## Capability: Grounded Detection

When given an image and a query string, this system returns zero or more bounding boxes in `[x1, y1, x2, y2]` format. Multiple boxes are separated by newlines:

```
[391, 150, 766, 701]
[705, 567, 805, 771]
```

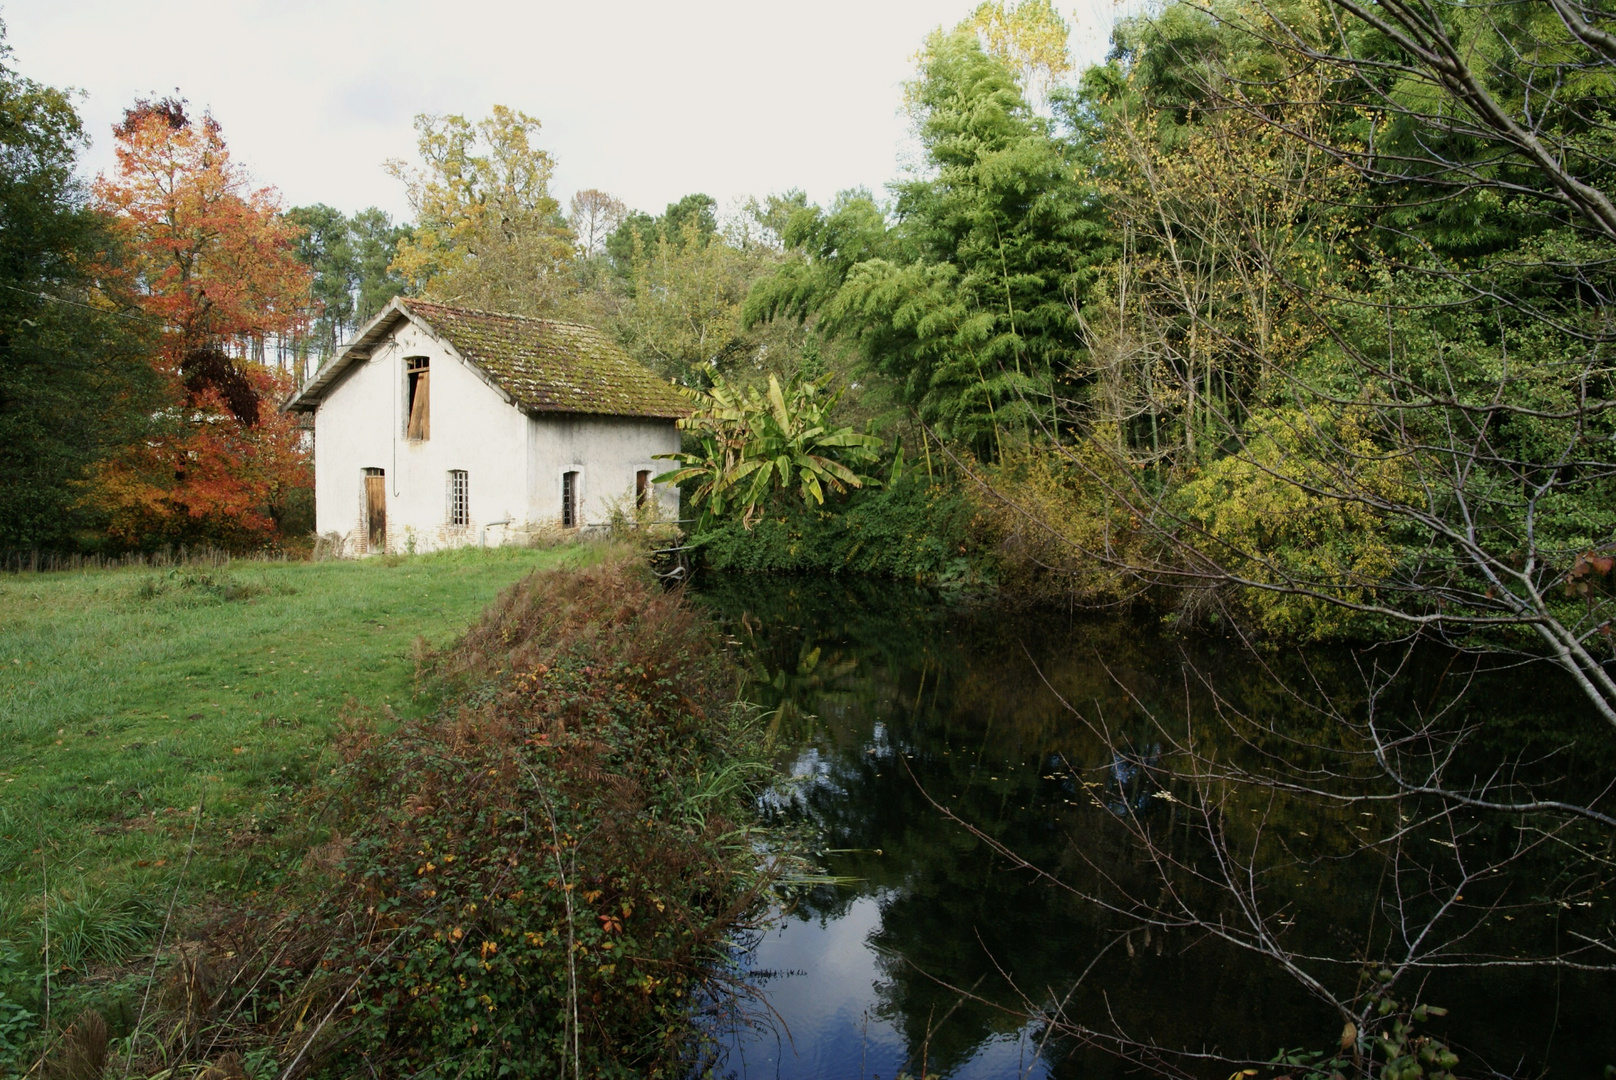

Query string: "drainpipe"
[391, 347, 400, 497]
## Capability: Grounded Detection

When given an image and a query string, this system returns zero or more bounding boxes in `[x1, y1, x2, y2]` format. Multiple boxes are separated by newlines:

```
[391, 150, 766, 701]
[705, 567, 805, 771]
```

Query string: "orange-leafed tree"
[89, 98, 313, 548]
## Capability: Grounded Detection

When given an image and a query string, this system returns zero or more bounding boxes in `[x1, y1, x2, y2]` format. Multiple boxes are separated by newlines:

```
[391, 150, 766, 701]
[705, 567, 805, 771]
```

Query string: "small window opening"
[363, 467, 386, 553]
[562, 470, 579, 528]
[405, 356, 430, 440]
[635, 470, 652, 510]
[448, 470, 469, 527]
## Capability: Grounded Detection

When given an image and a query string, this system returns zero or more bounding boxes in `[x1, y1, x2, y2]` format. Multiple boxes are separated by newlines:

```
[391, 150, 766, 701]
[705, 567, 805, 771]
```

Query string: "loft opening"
[405, 356, 430, 440]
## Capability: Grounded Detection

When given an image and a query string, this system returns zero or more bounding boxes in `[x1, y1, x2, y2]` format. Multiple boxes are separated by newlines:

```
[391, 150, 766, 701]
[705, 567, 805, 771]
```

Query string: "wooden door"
[365, 473, 387, 552]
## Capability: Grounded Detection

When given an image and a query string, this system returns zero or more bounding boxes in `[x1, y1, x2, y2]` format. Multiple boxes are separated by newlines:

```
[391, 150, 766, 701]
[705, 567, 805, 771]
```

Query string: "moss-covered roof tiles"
[404, 300, 690, 420]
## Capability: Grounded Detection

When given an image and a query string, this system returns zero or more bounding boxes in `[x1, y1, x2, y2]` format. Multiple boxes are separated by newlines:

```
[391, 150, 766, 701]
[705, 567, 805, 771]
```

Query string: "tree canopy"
[387, 107, 572, 317]
[86, 98, 312, 548]
[0, 22, 159, 549]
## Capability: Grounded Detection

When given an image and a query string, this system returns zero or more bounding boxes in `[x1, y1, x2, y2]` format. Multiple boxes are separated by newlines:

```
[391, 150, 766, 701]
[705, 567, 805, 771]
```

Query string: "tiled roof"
[405, 300, 690, 420]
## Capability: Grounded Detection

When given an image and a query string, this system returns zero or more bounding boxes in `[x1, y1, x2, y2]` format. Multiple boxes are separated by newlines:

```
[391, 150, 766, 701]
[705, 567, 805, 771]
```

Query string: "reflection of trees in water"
[696, 576, 1616, 1078]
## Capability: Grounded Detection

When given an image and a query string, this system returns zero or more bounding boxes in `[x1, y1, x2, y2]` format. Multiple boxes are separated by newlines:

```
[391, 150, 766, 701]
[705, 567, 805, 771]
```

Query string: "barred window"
[562, 470, 579, 528]
[448, 469, 469, 527]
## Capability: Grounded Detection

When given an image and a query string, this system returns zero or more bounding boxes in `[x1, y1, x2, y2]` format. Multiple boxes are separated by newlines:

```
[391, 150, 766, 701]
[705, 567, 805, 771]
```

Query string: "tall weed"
[130, 569, 282, 607]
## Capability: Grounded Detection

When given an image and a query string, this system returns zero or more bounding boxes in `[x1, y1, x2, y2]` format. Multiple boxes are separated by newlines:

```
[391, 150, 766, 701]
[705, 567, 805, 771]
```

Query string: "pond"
[691, 575, 1615, 1080]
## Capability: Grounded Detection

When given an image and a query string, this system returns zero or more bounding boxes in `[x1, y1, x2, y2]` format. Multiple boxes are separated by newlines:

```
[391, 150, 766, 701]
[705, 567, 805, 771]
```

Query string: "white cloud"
[2, 0, 1122, 220]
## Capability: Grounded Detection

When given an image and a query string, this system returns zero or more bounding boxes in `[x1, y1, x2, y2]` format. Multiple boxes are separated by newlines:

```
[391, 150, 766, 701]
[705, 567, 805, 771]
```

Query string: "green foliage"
[604, 192, 719, 270]
[0, 942, 36, 1069]
[2, 547, 746, 1077]
[1171, 405, 1409, 640]
[349, 208, 411, 322]
[39, 883, 164, 972]
[745, 29, 1109, 454]
[968, 433, 1148, 605]
[697, 475, 987, 584]
[284, 203, 409, 360]
[601, 212, 764, 386]
[1272, 982, 1459, 1080]
[741, 189, 892, 327]
[0, 21, 161, 550]
[130, 567, 285, 606]
[921, 0, 1616, 644]
[656, 372, 882, 525]
[386, 107, 573, 317]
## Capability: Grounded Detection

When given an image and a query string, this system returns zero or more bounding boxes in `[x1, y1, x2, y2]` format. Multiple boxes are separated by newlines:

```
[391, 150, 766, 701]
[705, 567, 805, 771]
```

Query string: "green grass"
[0, 544, 592, 948]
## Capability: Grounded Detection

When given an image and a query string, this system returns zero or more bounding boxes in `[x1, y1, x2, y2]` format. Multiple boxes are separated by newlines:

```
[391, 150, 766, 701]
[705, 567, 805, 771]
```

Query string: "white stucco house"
[285, 298, 689, 554]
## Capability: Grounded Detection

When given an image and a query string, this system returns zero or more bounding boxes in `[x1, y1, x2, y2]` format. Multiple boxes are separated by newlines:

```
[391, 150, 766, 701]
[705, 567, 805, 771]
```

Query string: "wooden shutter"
[406, 370, 430, 440]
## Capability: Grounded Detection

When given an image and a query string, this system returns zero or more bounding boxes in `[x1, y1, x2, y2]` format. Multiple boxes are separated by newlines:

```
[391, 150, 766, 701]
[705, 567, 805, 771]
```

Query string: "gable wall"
[312, 319, 531, 552]
[526, 414, 682, 528]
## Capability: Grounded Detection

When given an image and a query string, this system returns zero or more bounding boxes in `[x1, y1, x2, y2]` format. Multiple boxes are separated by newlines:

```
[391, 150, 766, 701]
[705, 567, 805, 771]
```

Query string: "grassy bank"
[0, 546, 592, 1054]
[2, 547, 768, 1078]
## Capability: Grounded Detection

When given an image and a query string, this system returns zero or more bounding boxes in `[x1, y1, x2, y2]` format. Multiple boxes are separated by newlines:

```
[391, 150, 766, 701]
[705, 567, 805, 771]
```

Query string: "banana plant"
[654, 372, 883, 527]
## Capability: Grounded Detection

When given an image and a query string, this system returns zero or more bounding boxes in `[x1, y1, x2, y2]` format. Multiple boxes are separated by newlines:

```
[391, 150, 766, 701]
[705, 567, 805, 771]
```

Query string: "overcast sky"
[3, 0, 1123, 223]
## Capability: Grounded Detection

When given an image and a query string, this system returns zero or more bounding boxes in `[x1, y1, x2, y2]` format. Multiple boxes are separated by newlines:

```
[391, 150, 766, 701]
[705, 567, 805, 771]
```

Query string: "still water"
[691, 576, 1614, 1080]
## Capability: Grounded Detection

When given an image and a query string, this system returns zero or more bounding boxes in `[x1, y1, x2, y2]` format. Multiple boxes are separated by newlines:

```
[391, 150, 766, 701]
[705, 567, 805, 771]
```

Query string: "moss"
[404, 300, 690, 419]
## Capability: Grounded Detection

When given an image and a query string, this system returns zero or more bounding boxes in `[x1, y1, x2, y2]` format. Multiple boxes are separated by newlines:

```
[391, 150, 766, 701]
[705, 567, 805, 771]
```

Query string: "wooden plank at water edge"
[366, 474, 387, 552]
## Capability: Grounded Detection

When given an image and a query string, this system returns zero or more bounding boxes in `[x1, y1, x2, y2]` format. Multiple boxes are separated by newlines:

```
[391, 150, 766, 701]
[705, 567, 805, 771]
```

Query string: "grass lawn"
[0, 544, 591, 953]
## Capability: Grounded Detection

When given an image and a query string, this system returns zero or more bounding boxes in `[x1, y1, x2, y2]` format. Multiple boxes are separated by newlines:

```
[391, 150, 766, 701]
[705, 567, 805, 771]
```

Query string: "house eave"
[282, 298, 413, 414]
[283, 297, 525, 414]
[281, 298, 690, 421]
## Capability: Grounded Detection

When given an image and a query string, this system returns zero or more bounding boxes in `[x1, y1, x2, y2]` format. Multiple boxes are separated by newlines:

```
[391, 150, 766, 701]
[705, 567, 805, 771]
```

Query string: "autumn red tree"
[88, 98, 313, 548]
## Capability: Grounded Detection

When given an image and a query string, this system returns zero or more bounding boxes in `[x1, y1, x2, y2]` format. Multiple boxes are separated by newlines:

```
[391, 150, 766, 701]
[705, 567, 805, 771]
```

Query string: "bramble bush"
[316, 556, 763, 1078]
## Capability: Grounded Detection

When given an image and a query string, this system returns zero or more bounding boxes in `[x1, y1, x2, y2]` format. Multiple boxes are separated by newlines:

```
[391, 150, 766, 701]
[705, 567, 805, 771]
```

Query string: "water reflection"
[693, 575, 1614, 1079]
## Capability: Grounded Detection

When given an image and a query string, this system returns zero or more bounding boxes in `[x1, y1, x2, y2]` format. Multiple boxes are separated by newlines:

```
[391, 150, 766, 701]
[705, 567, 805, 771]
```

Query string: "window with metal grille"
[562, 470, 579, 528]
[405, 357, 430, 440]
[447, 470, 469, 527]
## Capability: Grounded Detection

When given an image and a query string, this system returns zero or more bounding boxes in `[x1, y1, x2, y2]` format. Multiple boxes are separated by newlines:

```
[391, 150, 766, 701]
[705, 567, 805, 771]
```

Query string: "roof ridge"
[402, 298, 603, 334]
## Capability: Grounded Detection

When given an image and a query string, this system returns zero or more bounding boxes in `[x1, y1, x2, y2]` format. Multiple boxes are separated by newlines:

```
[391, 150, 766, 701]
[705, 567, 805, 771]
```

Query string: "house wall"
[313, 319, 530, 553]
[525, 413, 682, 528]
[312, 318, 682, 554]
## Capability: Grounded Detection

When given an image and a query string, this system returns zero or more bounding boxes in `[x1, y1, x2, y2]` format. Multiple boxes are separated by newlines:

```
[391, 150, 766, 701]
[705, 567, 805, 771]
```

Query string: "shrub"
[968, 434, 1147, 606]
[1170, 405, 1408, 640]
[696, 475, 988, 584]
[316, 559, 763, 1078]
